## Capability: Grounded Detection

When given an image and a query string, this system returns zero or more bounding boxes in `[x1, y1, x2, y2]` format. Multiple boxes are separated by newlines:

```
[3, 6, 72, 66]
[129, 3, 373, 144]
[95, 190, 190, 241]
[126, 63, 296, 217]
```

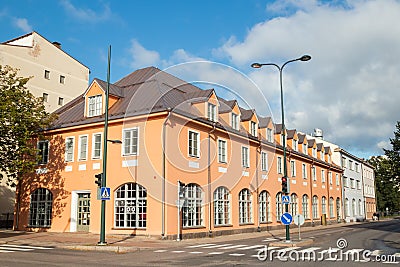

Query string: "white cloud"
[216, 0, 400, 156]
[128, 39, 161, 69]
[13, 18, 32, 32]
[59, 0, 112, 22]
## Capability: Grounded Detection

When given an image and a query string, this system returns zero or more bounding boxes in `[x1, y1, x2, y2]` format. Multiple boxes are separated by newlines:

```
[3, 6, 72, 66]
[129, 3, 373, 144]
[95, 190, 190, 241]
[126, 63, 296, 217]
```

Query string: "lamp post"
[98, 46, 112, 245]
[251, 55, 311, 241]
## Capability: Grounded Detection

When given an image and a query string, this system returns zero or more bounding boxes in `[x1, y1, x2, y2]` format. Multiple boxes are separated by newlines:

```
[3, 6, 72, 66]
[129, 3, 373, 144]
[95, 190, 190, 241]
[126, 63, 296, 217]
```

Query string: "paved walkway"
[0, 221, 375, 253]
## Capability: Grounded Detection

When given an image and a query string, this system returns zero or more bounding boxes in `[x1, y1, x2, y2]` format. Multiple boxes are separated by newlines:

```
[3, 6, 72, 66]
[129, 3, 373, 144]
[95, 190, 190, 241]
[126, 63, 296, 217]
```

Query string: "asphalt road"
[1, 220, 399, 266]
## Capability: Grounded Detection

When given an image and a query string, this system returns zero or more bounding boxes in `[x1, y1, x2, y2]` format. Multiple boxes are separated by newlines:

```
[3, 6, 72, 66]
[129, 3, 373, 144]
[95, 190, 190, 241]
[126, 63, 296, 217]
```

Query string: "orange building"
[14, 67, 343, 239]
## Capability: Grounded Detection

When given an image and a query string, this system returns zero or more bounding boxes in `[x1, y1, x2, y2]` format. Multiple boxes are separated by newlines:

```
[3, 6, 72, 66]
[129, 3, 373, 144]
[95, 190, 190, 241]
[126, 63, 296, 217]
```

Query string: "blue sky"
[1, 0, 400, 158]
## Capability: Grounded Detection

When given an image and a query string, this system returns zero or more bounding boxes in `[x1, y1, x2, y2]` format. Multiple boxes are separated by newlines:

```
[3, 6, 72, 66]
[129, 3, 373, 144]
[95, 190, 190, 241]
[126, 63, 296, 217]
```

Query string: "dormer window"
[88, 95, 102, 117]
[267, 128, 273, 142]
[312, 147, 317, 158]
[293, 139, 298, 151]
[231, 113, 239, 130]
[320, 151, 324, 160]
[303, 143, 307, 154]
[250, 121, 257, 137]
[207, 103, 217, 122]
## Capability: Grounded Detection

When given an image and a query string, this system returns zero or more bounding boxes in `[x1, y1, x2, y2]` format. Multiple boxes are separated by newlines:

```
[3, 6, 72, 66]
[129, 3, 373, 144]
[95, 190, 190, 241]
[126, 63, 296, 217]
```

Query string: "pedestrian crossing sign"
[100, 187, 111, 200]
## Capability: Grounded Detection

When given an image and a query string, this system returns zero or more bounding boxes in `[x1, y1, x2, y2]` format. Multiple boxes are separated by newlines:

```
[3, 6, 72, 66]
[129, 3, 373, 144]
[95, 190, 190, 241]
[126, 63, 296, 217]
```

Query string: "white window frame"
[293, 139, 298, 151]
[311, 166, 316, 181]
[261, 151, 267, 171]
[188, 130, 200, 158]
[207, 102, 217, 122]
[123, 128, 139, 156]
[329, 197, 334, 218]
[303, 143, 307, 154]
[259, 191, 271, 223]
[322, 196, 327, 215]
[290, 160, 296, 177]
[88, 95, 102, 117]
[239, 189, 252, 224]
[336, 174, 340, 186]
[92, 133, 102, 159]
[276, 192, 283, 221]
[231, 113, 239, 130]
[213, 186, 230, 226]
[78, 135, 88, 161]
[277, 156, 282, 174]
[312, 147, 317, 158]
[37, 140, 50, 165]
[312, 196, 319, 219]
[290, 193, 298, 216]
[329, 171, 333, 185]
[302, 163, 307, 179]
[65, 137, 75, 162]
[218, 139, 227, 163]
[182, 184, 204, 227]
[250, 121, 257, 137]
[302, 194, 309, 219]
[241, 146, 249, 168]
[267, 128, 273, 143]
[321, 169, 326, 183]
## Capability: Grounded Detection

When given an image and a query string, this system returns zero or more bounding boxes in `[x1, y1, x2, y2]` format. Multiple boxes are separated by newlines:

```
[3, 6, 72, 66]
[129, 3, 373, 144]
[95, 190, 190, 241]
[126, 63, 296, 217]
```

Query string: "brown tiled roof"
[308, 139, 316, 147]
[317, 143, 324, 151]
[324, 146, 331, 154]
[298, 133, 306, 144]
[218, 98, 237, 114]
[94, 78, 124, 97]
[274, 123, 282, 133]
[239, 107, 254, 121]
[258, 116, 272, 128]
[287, 129, 297, 139]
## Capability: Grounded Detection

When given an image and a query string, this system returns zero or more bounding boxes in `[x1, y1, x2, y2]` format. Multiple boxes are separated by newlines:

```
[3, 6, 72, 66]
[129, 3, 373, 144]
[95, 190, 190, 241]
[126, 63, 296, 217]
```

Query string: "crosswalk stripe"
[172, 251, 185, 253]
[237, 245, 264, 250]
[189, 251, 203, 254]
[201, 244, 232, 249]
[208, 252, 224, 255]
[297, 247, 321, 252]
[275, 247, 300, 253]
[154, 250, 167, 253]
[0, 247, 33, 251]
[0, 244, 53, 250]
[229, 253, 245, 256]
[187, 243, 215, 248]
[218, 244, 248, 250]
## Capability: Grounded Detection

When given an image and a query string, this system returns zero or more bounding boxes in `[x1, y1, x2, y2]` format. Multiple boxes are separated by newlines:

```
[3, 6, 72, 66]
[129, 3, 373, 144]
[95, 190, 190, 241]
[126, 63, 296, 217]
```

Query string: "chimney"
[314, 128, 323, 139]
[52, 41, 62, 49]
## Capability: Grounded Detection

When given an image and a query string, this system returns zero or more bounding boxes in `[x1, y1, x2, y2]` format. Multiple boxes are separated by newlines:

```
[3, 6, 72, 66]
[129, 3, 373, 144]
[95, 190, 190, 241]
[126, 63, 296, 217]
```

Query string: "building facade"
[362, 161, 376, 220]
[1, 31, 89, 227]
[15, 67, 343, 238]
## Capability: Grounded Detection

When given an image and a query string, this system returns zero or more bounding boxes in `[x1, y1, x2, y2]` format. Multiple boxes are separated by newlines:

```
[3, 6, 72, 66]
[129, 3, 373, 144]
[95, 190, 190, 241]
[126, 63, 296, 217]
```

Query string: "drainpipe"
[162, 108, 172, 238]
[256, 140, 261, 231]
[208, 122, 216, 236]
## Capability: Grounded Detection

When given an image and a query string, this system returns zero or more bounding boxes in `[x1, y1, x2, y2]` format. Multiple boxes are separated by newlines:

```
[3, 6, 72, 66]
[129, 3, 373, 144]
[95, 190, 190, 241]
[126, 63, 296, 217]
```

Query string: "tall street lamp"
[251, 55, 311, 241]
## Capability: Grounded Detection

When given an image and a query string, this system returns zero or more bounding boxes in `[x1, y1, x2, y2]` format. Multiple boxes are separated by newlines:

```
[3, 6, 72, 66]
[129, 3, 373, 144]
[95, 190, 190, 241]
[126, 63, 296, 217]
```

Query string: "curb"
[60, 245, 141, 253]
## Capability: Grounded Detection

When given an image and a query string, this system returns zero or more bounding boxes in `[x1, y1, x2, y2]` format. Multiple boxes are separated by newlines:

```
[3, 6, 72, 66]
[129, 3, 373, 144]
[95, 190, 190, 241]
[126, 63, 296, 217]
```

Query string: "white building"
[0, 31, 89, 112]
[362, 161, 376, 220]
[0, 32, 90, 227]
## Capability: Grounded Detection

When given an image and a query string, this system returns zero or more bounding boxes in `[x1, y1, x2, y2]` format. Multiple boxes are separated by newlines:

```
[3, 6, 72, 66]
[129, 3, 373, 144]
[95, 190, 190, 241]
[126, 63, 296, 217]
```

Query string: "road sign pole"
[298, 222, 301, 240]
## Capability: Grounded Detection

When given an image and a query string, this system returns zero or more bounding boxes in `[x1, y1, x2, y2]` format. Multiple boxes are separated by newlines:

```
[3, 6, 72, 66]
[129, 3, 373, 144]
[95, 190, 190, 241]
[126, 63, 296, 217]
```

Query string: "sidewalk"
[0, 220, 374, 253]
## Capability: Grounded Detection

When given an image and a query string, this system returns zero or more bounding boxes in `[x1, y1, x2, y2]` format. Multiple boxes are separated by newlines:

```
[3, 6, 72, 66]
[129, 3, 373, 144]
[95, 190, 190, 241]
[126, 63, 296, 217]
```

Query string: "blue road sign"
[281, 212, 293, 225]
[282, 195, 291, 204]
[100, 187, 111, 200]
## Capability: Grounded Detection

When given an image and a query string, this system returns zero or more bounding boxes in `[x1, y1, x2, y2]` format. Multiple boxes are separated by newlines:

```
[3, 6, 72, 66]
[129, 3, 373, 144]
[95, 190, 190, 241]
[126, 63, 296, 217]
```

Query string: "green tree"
[0, 65, 55, 187]
[384, 121, 400, 187]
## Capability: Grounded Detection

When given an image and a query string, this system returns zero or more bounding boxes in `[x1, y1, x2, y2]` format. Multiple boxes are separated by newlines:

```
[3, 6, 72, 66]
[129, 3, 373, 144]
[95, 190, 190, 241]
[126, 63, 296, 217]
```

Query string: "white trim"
[122, 127, 139, 156]
[188, 129, 200, 158]
[241, 145, 250, 168]
[217, 138, 227, 163]
[78, 134, 88, 161]
[91, 132, 103, 159]
[70, 190, 91, 232]
[65, 136, 75, 162]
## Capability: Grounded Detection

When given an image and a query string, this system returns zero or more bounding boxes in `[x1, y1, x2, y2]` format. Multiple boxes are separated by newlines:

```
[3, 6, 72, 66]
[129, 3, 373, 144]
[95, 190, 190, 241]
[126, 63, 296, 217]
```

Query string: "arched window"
[239, 189, 252, 224]
[29, 188, 53, 227]
[115, 183, 147, 228]
[213, 187, 230, 226]
[358, 199, 362, 216]
[302, 194, 309, 219]
[336, 198, 341, 220]
[345, 198, 349, 217]
[312, 195, 319, 219]
[290, 193, 298, 216]
[329, 197, 334, 218]
[259, 191, 271, 223]
[276, 192, 283, 221]
[182, 183, 203, 227]
[321, 196, 327, 215]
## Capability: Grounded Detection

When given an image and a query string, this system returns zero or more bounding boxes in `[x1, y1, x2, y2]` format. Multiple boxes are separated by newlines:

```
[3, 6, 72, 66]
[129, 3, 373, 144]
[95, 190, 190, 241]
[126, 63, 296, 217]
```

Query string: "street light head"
[251, 63, 262, 68]
[299, 55, 311, 62]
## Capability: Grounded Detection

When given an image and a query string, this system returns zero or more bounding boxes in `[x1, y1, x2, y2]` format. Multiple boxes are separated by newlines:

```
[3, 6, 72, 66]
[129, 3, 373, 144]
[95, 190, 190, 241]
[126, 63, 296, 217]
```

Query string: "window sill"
[182, 226, 206, 230]
[111, 227, 146, 230]
[239, 223, 254, 226]
[214, 224, 232, 228]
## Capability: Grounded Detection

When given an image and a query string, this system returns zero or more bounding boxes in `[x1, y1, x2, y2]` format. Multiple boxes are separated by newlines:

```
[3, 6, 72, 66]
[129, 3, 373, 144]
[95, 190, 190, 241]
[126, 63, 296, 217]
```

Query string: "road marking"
[201, 244, 232, 249]
[0, 246, 33, 251]
[187, 243, 215, 248]
[262, 238, 278, 242]
[394, 253, 400, 257]
[208, 252, 224, 255]
[237, 245, 264, 250]
[297, 247, 321, 252]
[229, 253, 245, 256]
[172, 251, 185, 253]
[0, 249, 14, 253]
[0, 244, 53, 250]
[189, 251, 203, 254]
[218, 244, 248, 250]
[154, 250, 167, 253]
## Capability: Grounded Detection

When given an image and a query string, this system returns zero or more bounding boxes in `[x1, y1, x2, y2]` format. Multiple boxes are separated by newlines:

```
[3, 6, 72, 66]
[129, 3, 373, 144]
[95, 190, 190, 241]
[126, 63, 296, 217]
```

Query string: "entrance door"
[77, 193, 90, 232]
